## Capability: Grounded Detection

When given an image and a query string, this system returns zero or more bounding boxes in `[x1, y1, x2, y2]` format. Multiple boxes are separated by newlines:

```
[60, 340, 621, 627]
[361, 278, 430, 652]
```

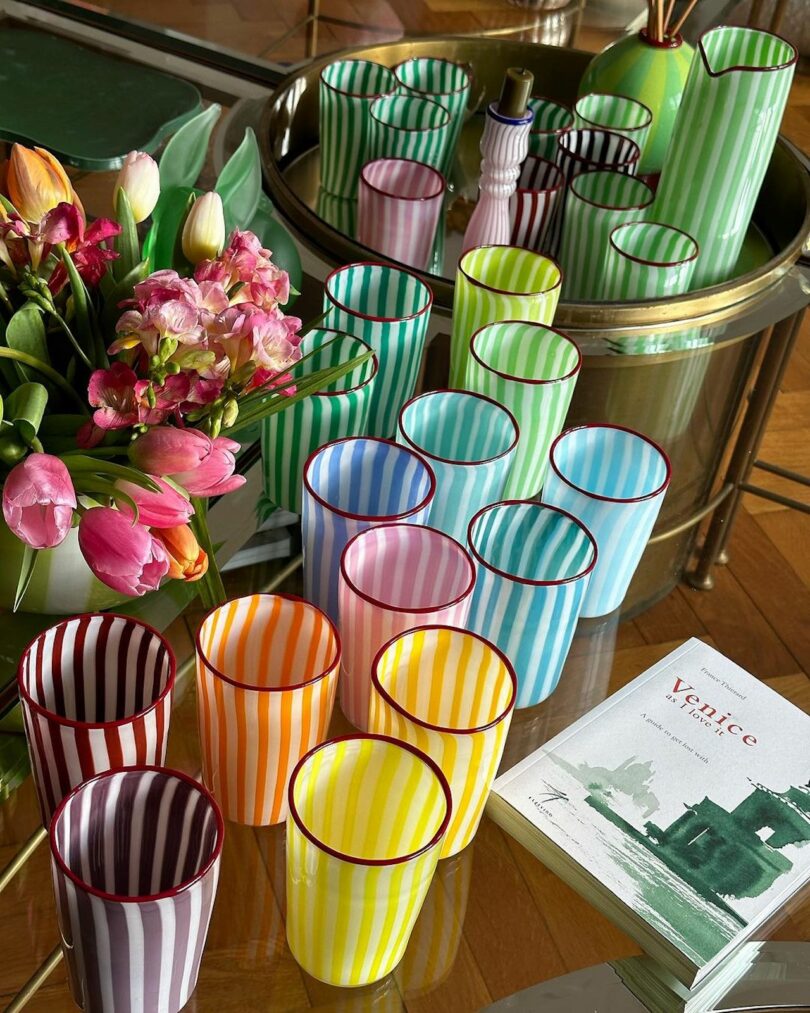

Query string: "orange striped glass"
[369, 625, 516, 857]
[195, 594, 340, 825]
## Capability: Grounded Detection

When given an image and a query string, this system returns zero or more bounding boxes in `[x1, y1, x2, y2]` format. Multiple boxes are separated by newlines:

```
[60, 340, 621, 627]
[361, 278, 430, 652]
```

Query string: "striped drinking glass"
[369, 94, 452, 171]
[195, 593, 340, 825]
[394, 57, 472, 176]
[449, 245, 561, 388]
[605, 221, 699, 300]
[544, 424, 671, 617]
[286, 734, 451, 987]
[261, 328, 377, 514]
[397, 389, 519, 544]
[511, 157, 565, 253]
[50, 767, 223, 1013]
[466, 321, 581, 498]
[320, 59, 398, 198]
[574, 92, 653, 166]
[369, 625, 516, 856]
[527, 96, 574, 160]
[466, 501, 597, 708]
[322, 262, 433, 438]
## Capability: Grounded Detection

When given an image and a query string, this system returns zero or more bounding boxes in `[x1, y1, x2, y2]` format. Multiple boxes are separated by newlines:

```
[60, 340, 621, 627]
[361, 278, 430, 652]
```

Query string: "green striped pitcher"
[604, 221, 698, 300]
[394, 57, 472, 177]
[450, 246, 562, 388]
[320, 59, 398, 198]
[261, 330, 377, 514]
[369, 94, 452, 172]
[465, 321, 581, 497]
[654, 27, 797, 289]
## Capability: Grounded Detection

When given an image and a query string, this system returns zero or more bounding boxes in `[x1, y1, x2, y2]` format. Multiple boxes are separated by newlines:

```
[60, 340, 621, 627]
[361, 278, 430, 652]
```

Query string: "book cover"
[489, 639, 810, 986]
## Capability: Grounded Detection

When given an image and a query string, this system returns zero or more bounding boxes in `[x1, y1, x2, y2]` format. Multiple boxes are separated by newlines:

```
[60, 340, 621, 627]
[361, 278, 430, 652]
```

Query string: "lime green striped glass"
[449, 246, 562, 388]
[527, 97, 574, 160]
[394, 57, 472, 176]
[322, 262, 433, 438]
[654, 27, 797, 288]
[559, 170, 653, 301]
[320, 59, 398, 198]
[574, 93, 652, 166]
[465, 322, 581, 497]
[605, 221, 698, 301]
[369, 95, 452, 171]
[261, 329, 377, 513]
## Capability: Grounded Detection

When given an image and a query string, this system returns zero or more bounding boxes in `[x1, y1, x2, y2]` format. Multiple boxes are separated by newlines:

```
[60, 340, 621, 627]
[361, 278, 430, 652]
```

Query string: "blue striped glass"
[396, 390, 519, 545]
[543, 425, 670, 618]
[466, 502, 597, 708]
[302, 437, 435, 623]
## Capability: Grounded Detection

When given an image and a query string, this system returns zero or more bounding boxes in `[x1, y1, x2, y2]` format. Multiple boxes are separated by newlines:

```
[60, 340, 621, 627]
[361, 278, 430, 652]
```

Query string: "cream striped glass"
[195, 593, 340, 825]
[449, 246, 562, 388]
[286, 734, 451, 987]
[369, 626, 516, 857]
[604, 221, 699, 300]
[466, 321, 581, 497]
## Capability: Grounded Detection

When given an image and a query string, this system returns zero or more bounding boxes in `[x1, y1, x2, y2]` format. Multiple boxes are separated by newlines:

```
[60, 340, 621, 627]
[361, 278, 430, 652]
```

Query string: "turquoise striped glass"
[466, 502, 597, 708]
[396, 390, 519, 544]
[322, 263, 433, 438]
[544, 425, 671, 617]
[465, 322, 581, 498]
[261, 329, 377, 514]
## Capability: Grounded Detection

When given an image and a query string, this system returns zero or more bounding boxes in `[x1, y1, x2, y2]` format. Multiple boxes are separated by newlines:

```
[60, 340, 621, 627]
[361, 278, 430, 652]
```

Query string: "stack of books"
[487, 639, 810, 1009]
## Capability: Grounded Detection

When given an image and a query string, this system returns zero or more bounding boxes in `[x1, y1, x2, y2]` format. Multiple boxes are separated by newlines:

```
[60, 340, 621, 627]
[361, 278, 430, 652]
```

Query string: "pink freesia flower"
[129, 428, 245, 497]
[194, 229, 291, 311]
[116, 476, 194, 528]
[206, 305, 301, 379]
[2, 453, 77, 549]
[43, 204, 121, 293]
[78, 507, 169, 596]
[88, 364, 191, 430]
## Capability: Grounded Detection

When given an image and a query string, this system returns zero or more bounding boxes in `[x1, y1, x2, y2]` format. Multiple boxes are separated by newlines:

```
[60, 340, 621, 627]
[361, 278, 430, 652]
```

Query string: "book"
[487, 639, 810, 990]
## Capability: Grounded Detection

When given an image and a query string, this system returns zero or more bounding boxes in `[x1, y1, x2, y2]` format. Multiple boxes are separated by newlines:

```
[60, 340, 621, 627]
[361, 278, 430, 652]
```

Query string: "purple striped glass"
[49, 767, 224, 1013]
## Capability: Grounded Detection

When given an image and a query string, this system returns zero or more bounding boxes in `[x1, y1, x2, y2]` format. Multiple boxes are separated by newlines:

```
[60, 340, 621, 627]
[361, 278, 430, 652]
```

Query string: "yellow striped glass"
[368, 626, 516, 857]
[286, 734, 451, 987]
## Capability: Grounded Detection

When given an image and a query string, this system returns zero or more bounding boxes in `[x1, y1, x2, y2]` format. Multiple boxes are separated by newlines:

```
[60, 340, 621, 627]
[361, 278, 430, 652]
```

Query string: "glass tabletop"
[1, 554, 808, 1011]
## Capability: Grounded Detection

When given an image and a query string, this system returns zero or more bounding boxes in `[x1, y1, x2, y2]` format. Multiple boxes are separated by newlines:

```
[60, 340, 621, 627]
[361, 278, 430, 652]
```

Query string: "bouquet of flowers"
[0, 114, 366, 612]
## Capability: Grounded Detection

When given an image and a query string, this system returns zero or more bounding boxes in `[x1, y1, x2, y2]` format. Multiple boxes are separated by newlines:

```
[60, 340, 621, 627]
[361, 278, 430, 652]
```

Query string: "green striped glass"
[559, 171, 653, 301]
[527, 97, 574, 160]
[654, 27, 797, 288]
[320, 59, 398, 198]
[322, 262, 433, 438]
[465, 321, 581, 497]
[261, 329, 377, 513]
[604, 221, 698, 301]
[574, 93, 653, 166]
[369, 95, 452, 171]
[449, 246, 562, 388]
[394, 57, 472, 176]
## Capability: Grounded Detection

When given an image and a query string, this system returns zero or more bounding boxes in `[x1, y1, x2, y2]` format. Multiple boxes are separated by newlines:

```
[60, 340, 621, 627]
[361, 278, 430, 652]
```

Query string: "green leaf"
[142, 186, 197, 272]
[62, 456, 162, 492]
[5, 382, 48, 444]
[58, 250, 95, 369]
[102, 259, 149, 334]
[189, 498, 227, 608]
[159, 104, 222, 191]
[0, 348, 88, 412]
[13, 546, 37, 613]
[5, 305, 49, 383]
[114, 188, 140, 281]
[249, 194, 302, 303]
[216, 128, 261, 234]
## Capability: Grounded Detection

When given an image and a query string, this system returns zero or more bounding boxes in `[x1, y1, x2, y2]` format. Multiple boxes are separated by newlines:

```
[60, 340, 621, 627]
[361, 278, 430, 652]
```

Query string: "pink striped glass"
[337, 523, 475, 730]
[511, 157, 565, 252]
[18, 613, 175, 826]
[50, 766, 223, 1013]
[358, 158, 446, 271]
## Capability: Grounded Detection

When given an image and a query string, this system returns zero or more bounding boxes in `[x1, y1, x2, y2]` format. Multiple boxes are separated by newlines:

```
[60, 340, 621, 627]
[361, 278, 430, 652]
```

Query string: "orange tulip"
[152, 524, 209, 582]
[6, 144, 80, 224]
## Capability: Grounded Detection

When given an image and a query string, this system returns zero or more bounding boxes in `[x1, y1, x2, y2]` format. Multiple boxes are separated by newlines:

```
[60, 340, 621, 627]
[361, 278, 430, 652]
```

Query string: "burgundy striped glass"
[511, 156, 565, 252]
[50, 766, 223, 1013]
[18, 613, 175, 825]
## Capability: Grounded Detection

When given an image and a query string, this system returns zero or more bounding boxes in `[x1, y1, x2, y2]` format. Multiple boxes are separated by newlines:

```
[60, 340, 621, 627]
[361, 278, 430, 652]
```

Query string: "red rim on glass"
[370, 94, 452, 133]
[323, 261, 434, 323]
[609, 221, 700, 267]
[371, 624, 517, 736]
[697, 25, 797, 78]
[360, 158, 446, 202]
[467, 500, 598, 587]
[469, 320, 582, 386]
[558, 128, 641, 170]
[49, 765, 225, 903]
[575, 92, 653, 134]
[287, 733, 453, 866]
[548, 423, 672, 503]
[569, 169, 654, 211]
[392, 57, 472, 97]
[319, 59, 398, 99]
[458, 245, 563, 298]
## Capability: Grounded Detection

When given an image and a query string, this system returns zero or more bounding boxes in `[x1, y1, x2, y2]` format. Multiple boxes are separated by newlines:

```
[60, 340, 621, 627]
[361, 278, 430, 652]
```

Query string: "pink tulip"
[129, 428, 246, 498]
[116, 476, 194, 528]
[78, 507, 169, 596]
[2, 453, 77, 549]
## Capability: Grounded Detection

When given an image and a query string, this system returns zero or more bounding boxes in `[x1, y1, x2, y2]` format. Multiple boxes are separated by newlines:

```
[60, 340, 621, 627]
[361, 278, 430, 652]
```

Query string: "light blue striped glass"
[466, 502, 597, 708]
[396, 390, 519, 545]
[302, 437, 435, 623]
[543, 425, 670, 618]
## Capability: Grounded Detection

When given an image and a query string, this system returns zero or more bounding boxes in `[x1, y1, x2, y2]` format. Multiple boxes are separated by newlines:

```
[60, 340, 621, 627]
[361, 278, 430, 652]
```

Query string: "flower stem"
[190, 497, 228, 608]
